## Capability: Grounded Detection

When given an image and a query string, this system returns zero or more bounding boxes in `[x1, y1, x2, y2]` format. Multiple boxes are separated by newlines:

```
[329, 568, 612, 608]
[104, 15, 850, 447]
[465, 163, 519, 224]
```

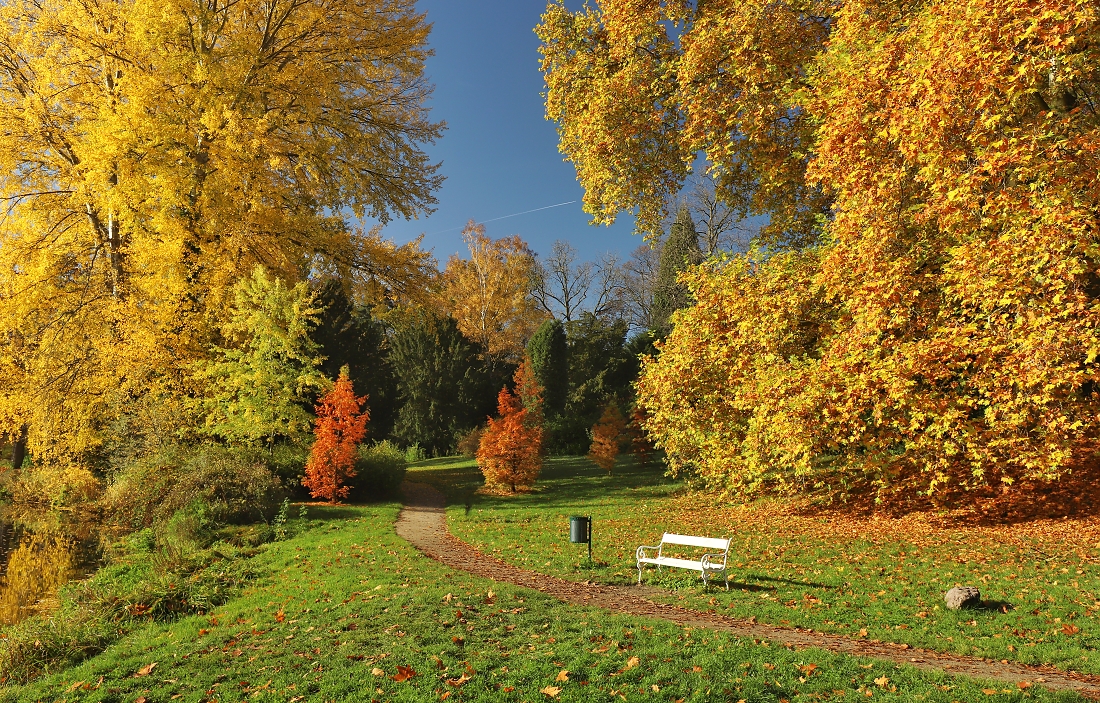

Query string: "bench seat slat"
[638, 556, 719, 571]
[661, 533, 730, 550]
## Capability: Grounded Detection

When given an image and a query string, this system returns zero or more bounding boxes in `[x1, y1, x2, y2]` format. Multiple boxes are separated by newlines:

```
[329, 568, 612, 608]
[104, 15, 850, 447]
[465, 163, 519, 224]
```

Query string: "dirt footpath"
[395, 481, 1100, 699]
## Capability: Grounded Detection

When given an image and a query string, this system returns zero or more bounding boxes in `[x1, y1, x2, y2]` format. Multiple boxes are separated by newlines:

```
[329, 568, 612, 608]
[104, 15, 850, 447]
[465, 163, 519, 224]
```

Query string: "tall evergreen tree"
[388, 313, 489, 455]
[311, 280, 397, 440]
[650, 205, 704, 334]
[526, 319, 569, 417]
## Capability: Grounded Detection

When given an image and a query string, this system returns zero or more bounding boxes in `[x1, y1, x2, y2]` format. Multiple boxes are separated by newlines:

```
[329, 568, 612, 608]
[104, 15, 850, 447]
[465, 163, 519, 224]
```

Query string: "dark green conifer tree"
[526, 319, 568, 417]
[388, 313, 490, 456]
[650, 204, 704, 334]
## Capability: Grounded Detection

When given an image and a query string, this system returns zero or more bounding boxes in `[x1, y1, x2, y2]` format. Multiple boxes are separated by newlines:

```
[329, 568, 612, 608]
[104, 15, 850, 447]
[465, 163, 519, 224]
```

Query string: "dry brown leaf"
[275, 610, 286, 623]
[625, 656, 640, 670]
[1063, 623, 1080, 635]
[392, 665, 417, 683]
[133, 663, 157, 678]
[371, 668, 385, 677]
[874, 676, 890, 688]
[556, 669, 570, 682]
[982, 689, 998, 695]
[540, 685, 562, 698]
[1018, 681, 1033, 690]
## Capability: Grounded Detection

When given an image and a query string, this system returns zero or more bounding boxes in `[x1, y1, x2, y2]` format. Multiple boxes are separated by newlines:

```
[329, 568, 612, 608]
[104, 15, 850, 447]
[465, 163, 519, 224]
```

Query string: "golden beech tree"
[536, 0, 832, 244]
[303, 368, 369, 504]
[0, 0, 442, 469]
[553, 1, 1100, 503]
[477, 359, 545, 493]
[440, 222, 545, 361]
[588, 402, 626, 475]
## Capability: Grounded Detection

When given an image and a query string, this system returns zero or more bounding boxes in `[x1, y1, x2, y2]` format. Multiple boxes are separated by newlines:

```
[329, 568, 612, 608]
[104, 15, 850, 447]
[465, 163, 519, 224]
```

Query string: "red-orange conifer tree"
[303, 367, 369, 503]
[589, 402, 626, 474]
[477, 359, 544, 492]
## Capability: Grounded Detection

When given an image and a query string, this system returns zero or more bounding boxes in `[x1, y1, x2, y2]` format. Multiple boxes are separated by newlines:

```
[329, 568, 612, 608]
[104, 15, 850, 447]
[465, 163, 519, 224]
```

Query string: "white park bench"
[636, 533, 731, 590]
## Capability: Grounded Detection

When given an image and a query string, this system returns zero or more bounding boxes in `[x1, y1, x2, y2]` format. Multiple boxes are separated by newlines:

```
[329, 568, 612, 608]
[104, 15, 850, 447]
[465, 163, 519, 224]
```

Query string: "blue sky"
[368, 1, 643, 265]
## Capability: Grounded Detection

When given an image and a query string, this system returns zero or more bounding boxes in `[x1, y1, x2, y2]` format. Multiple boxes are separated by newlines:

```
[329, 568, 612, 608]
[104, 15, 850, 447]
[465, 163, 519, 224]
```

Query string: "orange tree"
[588, 402, 626, 474]
[303, 368, 369, 503]
[542, 0, 1100, 503]
[477, 360, 545, 492]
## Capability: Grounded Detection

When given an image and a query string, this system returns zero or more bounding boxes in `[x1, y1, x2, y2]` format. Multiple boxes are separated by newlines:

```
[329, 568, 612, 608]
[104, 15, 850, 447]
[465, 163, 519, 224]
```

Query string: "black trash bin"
[569, 515, 592, 562]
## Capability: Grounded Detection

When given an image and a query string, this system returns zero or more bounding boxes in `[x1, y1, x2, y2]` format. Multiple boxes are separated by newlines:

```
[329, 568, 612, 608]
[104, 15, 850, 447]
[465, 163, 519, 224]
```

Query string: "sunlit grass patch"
[4, 501, 1086, 701]
[418, 456, 1100, 676]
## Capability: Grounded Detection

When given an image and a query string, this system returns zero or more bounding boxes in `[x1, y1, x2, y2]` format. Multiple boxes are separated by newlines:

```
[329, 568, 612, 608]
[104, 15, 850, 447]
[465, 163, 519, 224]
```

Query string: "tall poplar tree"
[650, 205, 703, 334]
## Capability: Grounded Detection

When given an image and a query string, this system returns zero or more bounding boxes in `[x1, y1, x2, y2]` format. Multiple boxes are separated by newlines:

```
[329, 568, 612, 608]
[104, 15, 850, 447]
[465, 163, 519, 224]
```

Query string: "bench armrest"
[636, 545, 661, 560]
[700, 552, 728, 570]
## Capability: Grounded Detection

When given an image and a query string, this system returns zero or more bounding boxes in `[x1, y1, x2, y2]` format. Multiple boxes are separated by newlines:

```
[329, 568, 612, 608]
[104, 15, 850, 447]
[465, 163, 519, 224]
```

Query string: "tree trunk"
[11, 425, 27, 470]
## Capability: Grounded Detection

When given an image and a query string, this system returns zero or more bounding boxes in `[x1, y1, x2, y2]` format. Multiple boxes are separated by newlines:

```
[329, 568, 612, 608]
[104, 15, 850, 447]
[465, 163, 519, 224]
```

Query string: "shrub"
[404, 443, 427, 463]
[103, 444, 286, 528]
[346, 441, 407, 502]
[455, 426, 484, 458]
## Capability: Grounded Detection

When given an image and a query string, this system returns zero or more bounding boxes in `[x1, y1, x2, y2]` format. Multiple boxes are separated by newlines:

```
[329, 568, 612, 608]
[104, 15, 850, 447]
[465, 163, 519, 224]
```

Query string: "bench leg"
[637, 563, 642, 586]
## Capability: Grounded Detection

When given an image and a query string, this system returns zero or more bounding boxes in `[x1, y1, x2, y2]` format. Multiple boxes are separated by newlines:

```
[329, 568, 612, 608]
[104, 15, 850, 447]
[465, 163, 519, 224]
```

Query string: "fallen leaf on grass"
[798, 663, 818, 676]
[982, 689, 998, 695]
[441, 693, 451, 701]
[452, 636, 465, 647]
[65, 681, 85, 693]
[446, 673, 470, 687]
[858, 628, 868, 638]
[392, 665, 417, 683]
[1018, 681, 1033, 690]
[275, 610, 285, 623]
[555, 670, 570, 682]
[371, 668, 385, 676]
[135, 698, 147, 703]
[874, 676, 890, 688]
[1063, 624, 1080, 636]
[540, 685, 561, 698]
[625, 656, 640, 670]
[133, 663, 157, 678]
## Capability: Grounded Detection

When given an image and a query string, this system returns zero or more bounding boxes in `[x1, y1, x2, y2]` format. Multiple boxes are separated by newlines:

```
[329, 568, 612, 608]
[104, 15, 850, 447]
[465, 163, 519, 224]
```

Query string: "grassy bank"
[3, 501, 1085, 701]
[418, 456, 1100, 676]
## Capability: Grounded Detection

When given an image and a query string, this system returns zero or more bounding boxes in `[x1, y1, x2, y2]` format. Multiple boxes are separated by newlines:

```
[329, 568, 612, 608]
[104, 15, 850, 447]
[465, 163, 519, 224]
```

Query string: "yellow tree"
[439, 222, 544, 361]
[0, 0, 443, 472]
[536, 0, 832, 244]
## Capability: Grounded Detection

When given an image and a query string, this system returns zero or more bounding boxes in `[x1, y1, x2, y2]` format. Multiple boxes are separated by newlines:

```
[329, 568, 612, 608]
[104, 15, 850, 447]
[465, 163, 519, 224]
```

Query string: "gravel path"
[395, 481, 1100, 699]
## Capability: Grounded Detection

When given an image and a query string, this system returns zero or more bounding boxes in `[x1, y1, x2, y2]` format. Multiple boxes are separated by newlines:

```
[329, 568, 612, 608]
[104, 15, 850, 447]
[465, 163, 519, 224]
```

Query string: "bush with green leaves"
[103, 444, 286, 528]
[346, 441, 407, 502]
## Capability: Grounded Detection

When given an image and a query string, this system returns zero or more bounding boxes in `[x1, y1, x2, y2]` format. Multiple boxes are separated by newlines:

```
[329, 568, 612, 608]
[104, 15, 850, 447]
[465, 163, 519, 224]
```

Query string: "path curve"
[395, 481, 1100, 699]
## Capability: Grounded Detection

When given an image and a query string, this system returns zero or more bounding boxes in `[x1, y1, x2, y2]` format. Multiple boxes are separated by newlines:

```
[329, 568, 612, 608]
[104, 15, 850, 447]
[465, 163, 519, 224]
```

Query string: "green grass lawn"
[3, 501, 1087, 702]
[414, 455, 1100, 677]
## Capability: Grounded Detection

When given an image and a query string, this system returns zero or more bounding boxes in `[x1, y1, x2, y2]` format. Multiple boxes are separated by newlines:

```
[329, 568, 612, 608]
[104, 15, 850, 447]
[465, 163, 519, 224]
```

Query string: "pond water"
[0, 516, 102, 626]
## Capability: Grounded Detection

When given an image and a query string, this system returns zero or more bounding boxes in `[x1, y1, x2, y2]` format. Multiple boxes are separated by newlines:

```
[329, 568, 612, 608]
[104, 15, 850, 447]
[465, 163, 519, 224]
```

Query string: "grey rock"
[945, 586, 981, 610]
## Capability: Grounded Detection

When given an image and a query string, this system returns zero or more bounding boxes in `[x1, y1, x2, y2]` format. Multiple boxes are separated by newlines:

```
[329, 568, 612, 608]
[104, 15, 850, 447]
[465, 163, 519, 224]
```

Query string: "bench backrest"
[661, 533, 729, 551]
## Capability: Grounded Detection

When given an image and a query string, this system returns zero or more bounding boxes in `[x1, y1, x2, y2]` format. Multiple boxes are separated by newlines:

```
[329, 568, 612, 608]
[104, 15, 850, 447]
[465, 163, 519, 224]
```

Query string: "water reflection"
[0, 516, 100, 626]
[0, 530, 73, 625]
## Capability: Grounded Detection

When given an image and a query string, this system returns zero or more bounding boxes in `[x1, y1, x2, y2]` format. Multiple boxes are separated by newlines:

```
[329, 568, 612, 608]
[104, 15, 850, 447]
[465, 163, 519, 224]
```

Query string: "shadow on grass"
[300, 504, 372, 521]
[410, 455, 679, 508]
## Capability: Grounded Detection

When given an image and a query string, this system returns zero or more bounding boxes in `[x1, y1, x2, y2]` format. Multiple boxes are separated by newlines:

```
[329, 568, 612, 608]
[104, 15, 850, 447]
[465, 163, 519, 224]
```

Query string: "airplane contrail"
[426, 200, 577, 236]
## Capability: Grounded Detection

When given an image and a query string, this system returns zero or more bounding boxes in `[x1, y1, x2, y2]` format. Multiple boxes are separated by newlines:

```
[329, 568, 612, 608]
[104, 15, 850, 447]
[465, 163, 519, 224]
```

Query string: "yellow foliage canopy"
[439, 222, 545, 361]
[557, 0, 1100, 500]
[0, 0, 442, 464]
